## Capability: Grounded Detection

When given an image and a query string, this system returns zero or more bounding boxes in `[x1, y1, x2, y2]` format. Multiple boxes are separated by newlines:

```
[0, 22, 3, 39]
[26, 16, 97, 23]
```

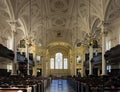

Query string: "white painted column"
[81, 55, 85, 77]
[25, 40, 30, 75]
[10, 21, 18, 75]
[89, 45, 93, 75]
[42, 55, 45, 76]
[101, 25, 106, 75]
[32, 52, 37, 76]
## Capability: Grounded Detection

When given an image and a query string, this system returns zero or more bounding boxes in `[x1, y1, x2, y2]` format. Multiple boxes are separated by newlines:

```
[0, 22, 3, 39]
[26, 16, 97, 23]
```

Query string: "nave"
[45, 79, 76, 92]
[1, 0, 120, 92]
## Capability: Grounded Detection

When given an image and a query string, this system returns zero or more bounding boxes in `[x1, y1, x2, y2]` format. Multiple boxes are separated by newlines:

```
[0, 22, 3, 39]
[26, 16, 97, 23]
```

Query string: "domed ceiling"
[0, 0, 120, 49]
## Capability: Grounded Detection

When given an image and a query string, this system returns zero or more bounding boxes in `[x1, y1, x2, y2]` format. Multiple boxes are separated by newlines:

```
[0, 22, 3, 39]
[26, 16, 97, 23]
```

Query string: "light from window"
[64, 58, 68, 69]
[55, 53, 62, 69]
[50, 53, 68, 69]
[50, 58, 54, 69]
[37, 56, 41, 64]
[107, 65, 111, 73]
[106, 37, 111, 51]
[7, 64, 12, 72]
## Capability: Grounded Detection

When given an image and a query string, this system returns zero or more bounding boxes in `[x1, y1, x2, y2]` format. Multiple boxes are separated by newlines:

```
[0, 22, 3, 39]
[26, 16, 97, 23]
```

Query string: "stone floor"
[45, 79, 76, 92]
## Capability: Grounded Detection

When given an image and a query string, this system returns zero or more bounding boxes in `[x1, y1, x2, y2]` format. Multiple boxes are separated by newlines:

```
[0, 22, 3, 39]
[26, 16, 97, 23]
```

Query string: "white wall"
[107, 20, 120, 48]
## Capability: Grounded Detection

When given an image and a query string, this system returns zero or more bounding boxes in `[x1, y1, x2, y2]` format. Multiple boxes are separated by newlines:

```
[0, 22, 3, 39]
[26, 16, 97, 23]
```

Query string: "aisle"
[45, 79, 76, 92]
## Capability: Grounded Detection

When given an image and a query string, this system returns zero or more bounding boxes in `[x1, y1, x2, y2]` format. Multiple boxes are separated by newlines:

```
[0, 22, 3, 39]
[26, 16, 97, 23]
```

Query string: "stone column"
[89, 45, 93, 75]
[10, 21, 18, 75]
[101, 24, 106, 75]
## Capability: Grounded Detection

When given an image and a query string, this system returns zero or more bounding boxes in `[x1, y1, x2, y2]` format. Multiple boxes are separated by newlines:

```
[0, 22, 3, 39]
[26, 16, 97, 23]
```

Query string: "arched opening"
[50, 52, 68, 70]
[55, 52, 62, 69]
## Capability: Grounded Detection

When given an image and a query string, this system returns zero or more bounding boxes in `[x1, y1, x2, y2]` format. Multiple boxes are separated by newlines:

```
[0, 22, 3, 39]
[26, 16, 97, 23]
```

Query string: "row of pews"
[0, 75, 51, 92]
[68, 75, 120, 92]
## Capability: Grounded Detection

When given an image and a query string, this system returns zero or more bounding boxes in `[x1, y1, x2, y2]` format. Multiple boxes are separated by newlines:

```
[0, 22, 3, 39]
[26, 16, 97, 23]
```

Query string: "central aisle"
[45, 79, 76, 92]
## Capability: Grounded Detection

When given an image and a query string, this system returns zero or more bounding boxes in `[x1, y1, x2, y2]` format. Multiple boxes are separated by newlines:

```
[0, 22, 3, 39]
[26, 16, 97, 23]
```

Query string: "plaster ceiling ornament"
[31, 3, 40, 17]
[52, 16, 66, 27]
[0, 0, 115, 49]
[15, 0, 28, 14]
[0, 7, 9, 19]
[50, 0, 68, 13]
[79, 3, 88, 17]
[0, 0, 7, 10]
[105, 0, 120, 22]
[114, 0, 120, 8]
[46, 28, 72, 44]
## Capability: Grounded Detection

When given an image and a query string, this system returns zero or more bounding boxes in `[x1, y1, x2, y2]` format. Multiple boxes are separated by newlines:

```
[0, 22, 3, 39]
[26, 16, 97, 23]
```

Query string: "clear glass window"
[64, 58, 68, 69]
[50, 58, 54, 69]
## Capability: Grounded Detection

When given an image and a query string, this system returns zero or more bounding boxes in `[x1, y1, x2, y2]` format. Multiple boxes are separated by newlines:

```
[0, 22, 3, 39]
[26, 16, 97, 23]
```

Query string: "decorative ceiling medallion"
[55, 1, 64, 9]
[31, 5, 39, 17]
[52, 16, 66, 26]
[56, 19, 63, 25]
[79, 3, 87, 17]
[51, 0, 68, 12]
[55, 18, 65, 26]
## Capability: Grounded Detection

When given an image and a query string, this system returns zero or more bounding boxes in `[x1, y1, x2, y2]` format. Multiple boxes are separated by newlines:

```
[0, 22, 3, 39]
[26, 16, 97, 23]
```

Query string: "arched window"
[37, 56, 41, 64]
[50, 58, 54, 69]
[106, 37, 111, 51]
[50, 52, 68, 69]
[55, 53, 62, 69]
[64, 58, 68, 69]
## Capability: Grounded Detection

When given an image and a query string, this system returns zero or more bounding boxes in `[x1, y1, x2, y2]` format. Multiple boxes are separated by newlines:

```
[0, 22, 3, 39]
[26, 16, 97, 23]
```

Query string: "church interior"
[0, 0, 120, 92]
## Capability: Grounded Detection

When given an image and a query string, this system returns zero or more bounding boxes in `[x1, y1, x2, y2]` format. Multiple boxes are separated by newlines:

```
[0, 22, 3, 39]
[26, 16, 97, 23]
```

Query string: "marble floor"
[45, 79, 76, 92]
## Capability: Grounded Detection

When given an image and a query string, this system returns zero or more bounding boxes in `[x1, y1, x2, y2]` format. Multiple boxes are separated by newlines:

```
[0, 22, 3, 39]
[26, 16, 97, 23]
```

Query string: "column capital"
[101, 21, 109, 35]
[7, 20, 17, 32]
[25, 38, 33, 47]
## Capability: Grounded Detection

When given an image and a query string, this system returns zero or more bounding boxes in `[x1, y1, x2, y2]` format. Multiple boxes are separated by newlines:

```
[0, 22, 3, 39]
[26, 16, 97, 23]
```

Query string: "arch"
[91, 18, 101, 32]
[104, 0, 113, 21]
[55, 52, 63, 69]
[18, 18, 28, 38]
[5, 0, 15, 20]
[47, 42, 72, 49]
[17, 1, 30, 18]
